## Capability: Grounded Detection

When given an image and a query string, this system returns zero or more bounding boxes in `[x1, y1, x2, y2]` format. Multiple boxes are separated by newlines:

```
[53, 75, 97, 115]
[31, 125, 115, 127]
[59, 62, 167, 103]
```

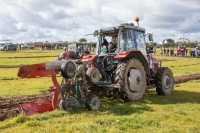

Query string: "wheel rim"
[128, 68, 142, 92]
[66, 100, 73, 110]
[163, 74, 171, 89]
[127, 68, 143, 96]
[92, 99, 99, 109]
[92, 72, 97, 80]
[67, 62, 76, 77]
[91, 97, 100, 110]
[92, 101, 97, 107]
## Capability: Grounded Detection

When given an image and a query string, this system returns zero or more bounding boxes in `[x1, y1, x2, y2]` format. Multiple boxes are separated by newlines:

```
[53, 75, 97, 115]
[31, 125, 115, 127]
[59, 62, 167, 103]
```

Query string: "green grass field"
[0, 49, 200, 133]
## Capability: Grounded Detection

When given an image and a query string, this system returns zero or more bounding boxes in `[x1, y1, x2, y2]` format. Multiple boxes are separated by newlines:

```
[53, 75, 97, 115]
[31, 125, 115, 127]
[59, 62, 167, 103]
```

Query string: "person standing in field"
[164, 48, 166, 56]
[185, 48, 188, 56]
[160, 48, 163, 56]
[166, 48, 169, 56]
[153, 47, 156, 55]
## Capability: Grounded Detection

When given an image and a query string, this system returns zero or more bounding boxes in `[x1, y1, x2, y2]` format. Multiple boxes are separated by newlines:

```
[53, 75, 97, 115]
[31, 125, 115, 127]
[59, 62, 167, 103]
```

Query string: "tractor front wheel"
[115, 58, 146, 101]
[155, 67, 174, 95]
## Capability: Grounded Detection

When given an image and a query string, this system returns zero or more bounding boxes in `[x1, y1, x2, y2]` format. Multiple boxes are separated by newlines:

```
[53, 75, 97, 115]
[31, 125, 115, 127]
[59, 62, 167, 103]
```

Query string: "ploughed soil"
[158, 59, 176, 62]
[1, 73, 200, 121]
[174, 73, 200, 84]
[170, 62, 200, 67]
[0, 93, 53, 121]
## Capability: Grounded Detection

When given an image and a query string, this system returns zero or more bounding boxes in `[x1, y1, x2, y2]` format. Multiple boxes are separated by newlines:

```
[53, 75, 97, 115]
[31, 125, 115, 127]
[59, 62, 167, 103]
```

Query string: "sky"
[0, 0, 200, 43]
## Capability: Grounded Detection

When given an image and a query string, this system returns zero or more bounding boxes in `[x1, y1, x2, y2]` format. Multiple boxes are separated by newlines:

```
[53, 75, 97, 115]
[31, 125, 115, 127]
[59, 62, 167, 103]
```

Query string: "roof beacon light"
[135, 16, 139, 26]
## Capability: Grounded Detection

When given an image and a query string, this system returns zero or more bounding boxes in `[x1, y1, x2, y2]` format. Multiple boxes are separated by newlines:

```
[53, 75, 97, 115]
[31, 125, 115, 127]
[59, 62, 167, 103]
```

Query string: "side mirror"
[147, 46, 154, 54]
[148, 34, 153, 42]
[150, 46, 154, 53]
[93, 30, 98, 37]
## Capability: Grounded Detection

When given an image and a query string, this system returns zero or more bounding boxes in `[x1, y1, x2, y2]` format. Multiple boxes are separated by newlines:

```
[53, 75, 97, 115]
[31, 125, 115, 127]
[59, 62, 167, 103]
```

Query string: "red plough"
[17, 62, 62, 115]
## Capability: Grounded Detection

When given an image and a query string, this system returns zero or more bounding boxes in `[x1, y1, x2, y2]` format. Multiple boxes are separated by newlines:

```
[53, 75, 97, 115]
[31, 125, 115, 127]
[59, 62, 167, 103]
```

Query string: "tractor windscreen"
[68, 43, 77, 52]
[119, 29, 147, 55]
[135, 30, 147, 55]
[119, 29, 136, 51]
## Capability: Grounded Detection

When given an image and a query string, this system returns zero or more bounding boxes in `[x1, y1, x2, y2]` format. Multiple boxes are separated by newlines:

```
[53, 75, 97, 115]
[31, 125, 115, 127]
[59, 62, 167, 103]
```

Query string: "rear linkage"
[58, 61, 101, 111]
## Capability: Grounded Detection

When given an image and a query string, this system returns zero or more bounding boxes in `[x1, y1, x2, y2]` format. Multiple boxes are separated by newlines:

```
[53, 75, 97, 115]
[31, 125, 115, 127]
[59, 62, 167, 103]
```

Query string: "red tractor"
[78, 17, 174, 102]
[57, 42, 91, 60]
[176, 43, 185, 56]
[17, 17, 174, 114]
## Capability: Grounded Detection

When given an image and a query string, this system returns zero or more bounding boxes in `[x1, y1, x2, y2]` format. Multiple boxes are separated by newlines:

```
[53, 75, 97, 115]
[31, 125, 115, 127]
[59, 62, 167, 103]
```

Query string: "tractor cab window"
[77, 44, 83, 52]
[100, 36, 117, 54]
[68, 43, 77, 52]
[119, 29, 136, 52]
[135, 31, 147, 55]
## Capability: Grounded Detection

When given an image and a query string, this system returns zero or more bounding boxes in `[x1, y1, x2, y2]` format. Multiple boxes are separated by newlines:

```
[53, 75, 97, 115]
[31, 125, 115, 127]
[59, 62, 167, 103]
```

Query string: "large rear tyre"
[115, 58, 146, 101]
[155, 67, 174, 95]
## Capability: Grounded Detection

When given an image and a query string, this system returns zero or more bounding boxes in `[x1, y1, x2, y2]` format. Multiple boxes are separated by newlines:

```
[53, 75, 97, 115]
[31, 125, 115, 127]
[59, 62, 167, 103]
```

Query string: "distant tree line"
[17, 38, 97, 48]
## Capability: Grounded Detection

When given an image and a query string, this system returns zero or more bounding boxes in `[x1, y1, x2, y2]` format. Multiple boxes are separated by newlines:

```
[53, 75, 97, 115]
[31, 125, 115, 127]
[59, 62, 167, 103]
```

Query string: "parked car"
[21, 43, 35, 49]
[0, 43, 17, 51]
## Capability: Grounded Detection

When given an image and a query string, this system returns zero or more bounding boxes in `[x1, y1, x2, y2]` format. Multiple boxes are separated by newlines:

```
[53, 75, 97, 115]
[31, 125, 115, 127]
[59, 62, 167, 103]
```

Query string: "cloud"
[0, 0, 200, 42]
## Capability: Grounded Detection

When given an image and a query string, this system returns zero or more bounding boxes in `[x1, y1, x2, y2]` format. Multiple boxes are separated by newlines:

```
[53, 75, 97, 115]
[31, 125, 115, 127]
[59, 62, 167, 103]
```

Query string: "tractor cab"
[86, 21, 154, 70]
[95, 24, 153, 56]
[68, 42, 89, 53]
[58, 42, 91, 60]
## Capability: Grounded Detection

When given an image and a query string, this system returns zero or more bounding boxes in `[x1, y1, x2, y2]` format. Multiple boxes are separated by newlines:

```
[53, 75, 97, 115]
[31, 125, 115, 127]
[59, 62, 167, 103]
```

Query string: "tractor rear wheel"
[86, 95, 100, 111]
[115, 58, 146, 101]
[155, 67, 174, 95]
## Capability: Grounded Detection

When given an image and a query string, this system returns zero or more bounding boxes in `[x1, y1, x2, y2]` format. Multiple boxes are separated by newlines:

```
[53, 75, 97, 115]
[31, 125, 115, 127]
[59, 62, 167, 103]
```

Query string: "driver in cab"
[108, 36, 117, 53]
